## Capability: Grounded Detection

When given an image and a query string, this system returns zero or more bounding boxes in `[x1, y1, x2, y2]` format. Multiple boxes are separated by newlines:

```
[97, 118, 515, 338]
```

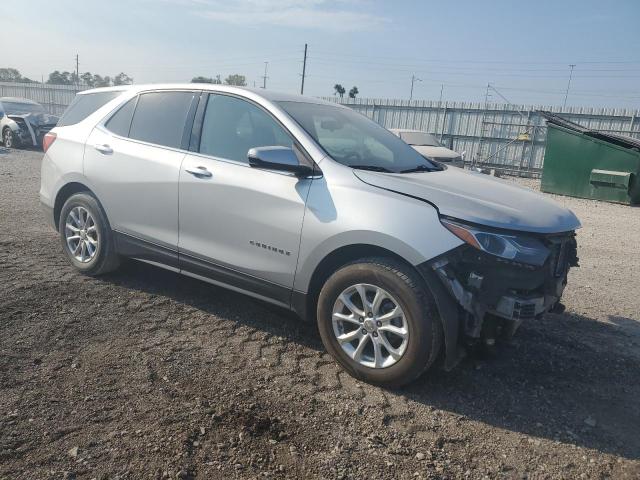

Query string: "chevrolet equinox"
[40, 85, 580, 387]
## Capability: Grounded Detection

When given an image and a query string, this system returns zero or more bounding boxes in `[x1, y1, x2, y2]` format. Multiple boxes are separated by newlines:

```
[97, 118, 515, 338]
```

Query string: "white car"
[0, 97, 59, 149]
[389, 129, 464, 168]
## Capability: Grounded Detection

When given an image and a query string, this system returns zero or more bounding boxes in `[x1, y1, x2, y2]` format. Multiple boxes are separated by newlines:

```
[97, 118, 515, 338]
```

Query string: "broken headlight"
[440, 218, 550, 267]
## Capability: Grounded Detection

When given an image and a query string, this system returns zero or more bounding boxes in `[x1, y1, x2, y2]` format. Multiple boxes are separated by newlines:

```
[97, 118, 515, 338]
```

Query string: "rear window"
[128, 91, 195, 149]
[58, 91, 123, 127]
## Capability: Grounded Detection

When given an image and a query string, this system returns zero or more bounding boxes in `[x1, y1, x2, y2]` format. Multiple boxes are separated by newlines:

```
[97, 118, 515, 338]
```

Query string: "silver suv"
[40, 85, 580, 387]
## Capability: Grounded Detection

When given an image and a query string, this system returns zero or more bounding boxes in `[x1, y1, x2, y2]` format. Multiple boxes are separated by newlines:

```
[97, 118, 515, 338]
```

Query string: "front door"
[178, 93, 312, 305]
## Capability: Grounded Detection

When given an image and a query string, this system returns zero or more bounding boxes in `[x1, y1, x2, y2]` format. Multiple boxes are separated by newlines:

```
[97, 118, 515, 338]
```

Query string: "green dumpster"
[540, 112, 640, 204]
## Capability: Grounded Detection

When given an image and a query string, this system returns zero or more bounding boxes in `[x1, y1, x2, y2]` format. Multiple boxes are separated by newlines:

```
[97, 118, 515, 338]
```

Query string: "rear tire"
[317, 257, 442, 388]
[58, 193, 120, 276]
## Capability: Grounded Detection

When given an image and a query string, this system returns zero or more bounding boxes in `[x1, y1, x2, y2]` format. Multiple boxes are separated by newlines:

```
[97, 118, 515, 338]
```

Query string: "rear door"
[178, 93, 313, 305]
[85, 90, 198, 259]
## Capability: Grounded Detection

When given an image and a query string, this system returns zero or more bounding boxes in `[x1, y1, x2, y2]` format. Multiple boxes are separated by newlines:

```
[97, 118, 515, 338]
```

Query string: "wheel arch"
[294, 243, 422, 322]
[53, 182, 95, 231]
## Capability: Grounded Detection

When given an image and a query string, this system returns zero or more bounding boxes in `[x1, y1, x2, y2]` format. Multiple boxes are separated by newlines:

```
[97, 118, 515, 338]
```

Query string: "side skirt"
[114, 231, 295, 311]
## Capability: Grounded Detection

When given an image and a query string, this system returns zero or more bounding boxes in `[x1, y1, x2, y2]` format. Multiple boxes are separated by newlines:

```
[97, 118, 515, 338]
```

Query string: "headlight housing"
[441, 217, 550, 266]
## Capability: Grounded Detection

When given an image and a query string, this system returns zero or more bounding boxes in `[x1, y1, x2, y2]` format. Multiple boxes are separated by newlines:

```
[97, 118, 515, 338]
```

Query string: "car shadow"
[103, 260, 640, 461]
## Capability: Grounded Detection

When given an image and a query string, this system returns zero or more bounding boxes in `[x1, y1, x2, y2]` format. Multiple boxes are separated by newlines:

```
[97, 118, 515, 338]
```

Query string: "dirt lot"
[1, 148, 639, 479]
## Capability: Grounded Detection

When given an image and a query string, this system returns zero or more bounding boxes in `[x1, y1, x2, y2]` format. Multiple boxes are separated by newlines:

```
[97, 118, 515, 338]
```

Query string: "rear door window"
[58, 91, 123, 127]
[104, 98, 137, 137]
[199, 94, 292, 163]
[128, 91, 195, 149]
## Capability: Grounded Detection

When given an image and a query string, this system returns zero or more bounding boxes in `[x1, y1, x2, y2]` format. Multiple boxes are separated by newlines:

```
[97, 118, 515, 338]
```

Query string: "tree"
[0, 68, 34, 83]
[47, 71, 75, 85]
[224, 74, 246, 86]
[349, 86, 359, 99]
[334, 84, 345, 98]
[80, 72, 112, 88]
[113, 72, 133, 86]
[191, 75, 222, 84]
[192, 76, 212, 83]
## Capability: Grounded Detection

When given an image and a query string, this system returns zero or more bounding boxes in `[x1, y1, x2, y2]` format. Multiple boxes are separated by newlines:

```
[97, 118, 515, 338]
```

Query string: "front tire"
[58, 193, 120, 276]
[317, 257, 442, 388]
[2, 128, 19, 149]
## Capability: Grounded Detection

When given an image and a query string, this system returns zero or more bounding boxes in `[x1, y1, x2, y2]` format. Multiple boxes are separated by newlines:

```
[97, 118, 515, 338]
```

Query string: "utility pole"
[300, 43, 308, 95]
[563, 64, 576, 109]
[410, 75, 421, 101]
[474, 83, 491, 167]
[261, 62, 269, 89]
[75, 54, 79, 89]
[436, 84, 444, 139]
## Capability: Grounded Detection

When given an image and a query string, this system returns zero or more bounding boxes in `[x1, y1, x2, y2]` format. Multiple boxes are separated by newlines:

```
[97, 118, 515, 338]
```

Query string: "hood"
[353, 167, 581, 234]
[411, 145, 460, 160]
[8, 112, 59, 127]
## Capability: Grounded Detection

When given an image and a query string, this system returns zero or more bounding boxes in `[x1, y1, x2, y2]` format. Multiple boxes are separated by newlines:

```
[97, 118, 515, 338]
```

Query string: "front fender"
[293, 173, 463, 293]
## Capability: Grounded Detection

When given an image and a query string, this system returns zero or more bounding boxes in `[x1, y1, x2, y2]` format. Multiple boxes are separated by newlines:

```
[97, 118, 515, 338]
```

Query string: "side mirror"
[248, 146, 313, 177]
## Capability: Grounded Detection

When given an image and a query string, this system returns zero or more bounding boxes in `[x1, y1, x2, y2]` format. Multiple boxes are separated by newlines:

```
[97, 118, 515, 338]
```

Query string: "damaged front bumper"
[419, 232, 578, 368]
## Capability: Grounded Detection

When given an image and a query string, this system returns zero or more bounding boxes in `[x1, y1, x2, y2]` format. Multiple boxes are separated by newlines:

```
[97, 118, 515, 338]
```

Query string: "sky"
[4, 0, 640, 108]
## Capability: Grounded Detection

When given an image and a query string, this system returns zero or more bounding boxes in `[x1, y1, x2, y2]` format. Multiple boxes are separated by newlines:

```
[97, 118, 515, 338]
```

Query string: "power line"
[309, 50, 640, 65]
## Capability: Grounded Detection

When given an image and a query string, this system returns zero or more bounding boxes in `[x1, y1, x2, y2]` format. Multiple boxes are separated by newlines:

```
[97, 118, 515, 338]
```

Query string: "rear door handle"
[185, 166, 212, 178]
[94, 144, 113, 155]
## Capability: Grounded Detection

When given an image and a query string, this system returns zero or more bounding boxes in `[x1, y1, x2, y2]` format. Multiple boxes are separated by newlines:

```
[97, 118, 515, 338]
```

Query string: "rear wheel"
[317, 257, 442, 388]
[59, 193, 120, 276]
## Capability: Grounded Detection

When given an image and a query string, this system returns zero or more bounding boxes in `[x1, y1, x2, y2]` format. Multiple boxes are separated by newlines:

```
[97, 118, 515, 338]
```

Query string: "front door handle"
[94, 143, 113, 155]
[185, 166, 212, 178]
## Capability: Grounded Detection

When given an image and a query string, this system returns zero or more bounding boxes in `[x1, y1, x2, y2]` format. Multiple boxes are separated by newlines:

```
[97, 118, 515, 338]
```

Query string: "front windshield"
[399, 131, 441, 147]
[2, 101, 46, 115]
[278, 101, 438, 173]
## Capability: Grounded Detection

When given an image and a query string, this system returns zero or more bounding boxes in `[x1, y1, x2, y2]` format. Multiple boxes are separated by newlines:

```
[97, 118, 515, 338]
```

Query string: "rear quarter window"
[104, 97, 137, 137]
[58, 91, 123, 127]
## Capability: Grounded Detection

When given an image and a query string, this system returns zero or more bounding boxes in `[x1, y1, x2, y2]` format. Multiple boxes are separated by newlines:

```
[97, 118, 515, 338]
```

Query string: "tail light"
[43, 132, 57, 153]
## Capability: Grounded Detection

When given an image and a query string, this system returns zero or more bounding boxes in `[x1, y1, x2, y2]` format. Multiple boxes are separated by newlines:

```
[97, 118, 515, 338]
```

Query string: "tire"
[2, 128, 19, 149]
[317, 257, 442, 388]
[58, 192, 120, 276]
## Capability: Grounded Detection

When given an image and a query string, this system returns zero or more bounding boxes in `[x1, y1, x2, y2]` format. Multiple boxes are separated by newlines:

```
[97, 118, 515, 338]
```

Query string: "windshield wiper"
[351, 165, 394, 173]
[399, 164, 440, 174]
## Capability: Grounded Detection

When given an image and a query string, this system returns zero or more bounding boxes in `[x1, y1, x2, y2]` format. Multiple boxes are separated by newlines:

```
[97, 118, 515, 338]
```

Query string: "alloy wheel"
[331, 283, 409, 369]
[65, 206, 99, 263]
[3, 130, 12, 148]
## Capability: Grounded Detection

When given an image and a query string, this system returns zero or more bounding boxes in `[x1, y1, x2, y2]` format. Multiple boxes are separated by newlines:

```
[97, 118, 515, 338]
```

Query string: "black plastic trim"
[114, 231, 179, 268]
[113, 231, 293, 309]
[416, 260, 464, 371]
[179, 250, 292, 307]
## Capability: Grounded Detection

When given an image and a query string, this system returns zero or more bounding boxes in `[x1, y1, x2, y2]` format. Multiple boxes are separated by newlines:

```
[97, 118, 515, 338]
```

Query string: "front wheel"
[2, 128, 19, 149]
[317, 257, 442, 388]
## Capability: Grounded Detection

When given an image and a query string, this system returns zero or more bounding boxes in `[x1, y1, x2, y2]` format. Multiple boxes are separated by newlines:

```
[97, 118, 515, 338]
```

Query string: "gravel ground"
[1, 149, 639, 479]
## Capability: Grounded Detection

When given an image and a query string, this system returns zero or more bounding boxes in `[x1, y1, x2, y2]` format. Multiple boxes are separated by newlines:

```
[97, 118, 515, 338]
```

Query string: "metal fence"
[322, 97, 640, 176]
[0, 82, 87, 116]
[3, 81, 638, 176]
